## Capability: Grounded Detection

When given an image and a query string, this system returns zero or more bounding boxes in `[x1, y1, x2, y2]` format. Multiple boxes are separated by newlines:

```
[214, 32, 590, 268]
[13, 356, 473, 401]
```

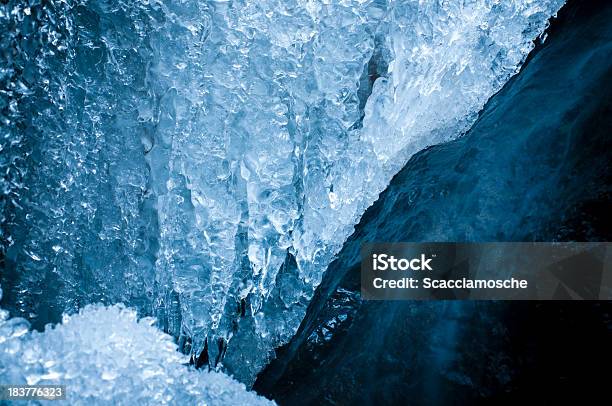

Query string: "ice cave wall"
[1, 0, 564, 384]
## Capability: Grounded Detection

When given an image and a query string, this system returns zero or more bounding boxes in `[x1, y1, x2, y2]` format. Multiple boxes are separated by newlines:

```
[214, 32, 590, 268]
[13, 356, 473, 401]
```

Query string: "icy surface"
[0, 287, 273, 405]
[1, 0, 564, 384]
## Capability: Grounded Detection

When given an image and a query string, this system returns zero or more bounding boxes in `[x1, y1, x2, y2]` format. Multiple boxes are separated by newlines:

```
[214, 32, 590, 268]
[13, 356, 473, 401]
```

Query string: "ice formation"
[1, 0, 564, 384]
[0, 287, 273, 405]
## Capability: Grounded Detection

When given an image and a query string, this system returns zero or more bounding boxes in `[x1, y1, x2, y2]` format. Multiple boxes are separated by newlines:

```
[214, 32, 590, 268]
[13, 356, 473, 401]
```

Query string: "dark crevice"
[350, 37, 390, 131]
[194, 338, 209, 369]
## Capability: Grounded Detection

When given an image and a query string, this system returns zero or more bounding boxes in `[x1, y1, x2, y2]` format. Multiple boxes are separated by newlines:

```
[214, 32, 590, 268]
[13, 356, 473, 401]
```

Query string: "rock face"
[255, 0, 612, 403]
[1, 0, 563, 385]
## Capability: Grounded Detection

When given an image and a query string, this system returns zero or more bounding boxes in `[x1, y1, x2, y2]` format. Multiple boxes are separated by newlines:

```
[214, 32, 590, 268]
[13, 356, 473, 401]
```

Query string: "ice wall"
[1, 0, 564, 384]
[1, 0, 158, 326]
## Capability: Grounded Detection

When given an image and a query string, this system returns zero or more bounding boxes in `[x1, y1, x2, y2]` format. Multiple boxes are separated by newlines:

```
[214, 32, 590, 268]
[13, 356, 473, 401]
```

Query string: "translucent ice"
[0, 287, 273, 405]
[1, 0, 564, 384]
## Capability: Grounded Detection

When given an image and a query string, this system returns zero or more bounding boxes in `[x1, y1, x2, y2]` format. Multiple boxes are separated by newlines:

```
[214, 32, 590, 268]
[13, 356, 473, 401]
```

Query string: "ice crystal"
[0, 287, 273, 405]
